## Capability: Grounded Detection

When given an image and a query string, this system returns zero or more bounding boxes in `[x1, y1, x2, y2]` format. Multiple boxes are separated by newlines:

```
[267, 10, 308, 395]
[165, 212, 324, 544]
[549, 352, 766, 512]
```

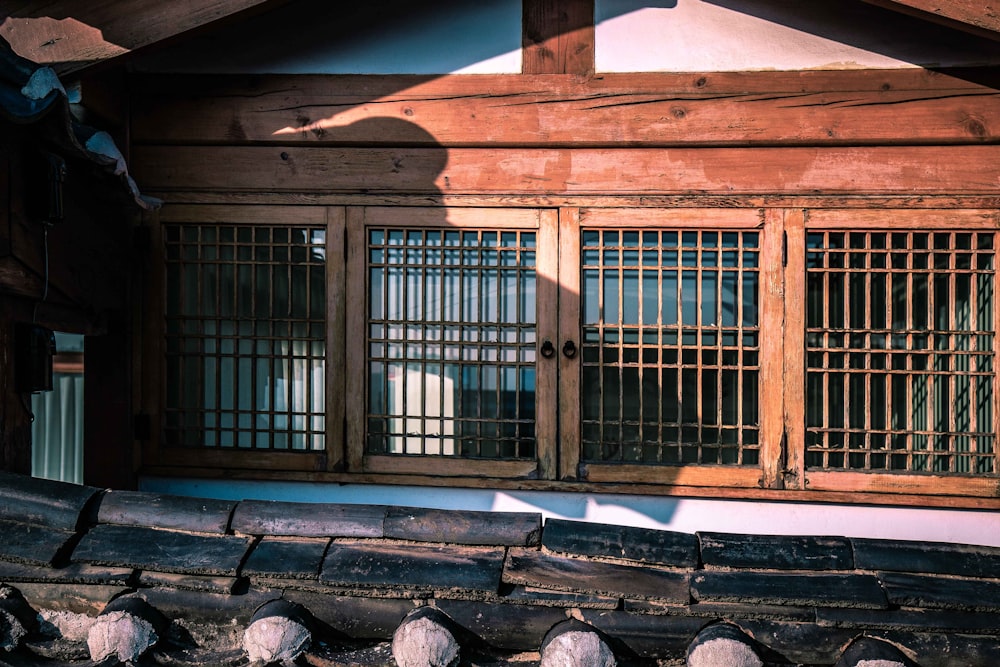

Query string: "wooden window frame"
[138, 202, 1000, 503]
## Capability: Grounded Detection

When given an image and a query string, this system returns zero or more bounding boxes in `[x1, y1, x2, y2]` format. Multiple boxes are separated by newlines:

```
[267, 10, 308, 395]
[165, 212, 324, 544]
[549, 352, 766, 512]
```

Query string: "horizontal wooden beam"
[0, 0, 284, 73]
[863, 0, 1000, 41]
[129, 70, 1000, 148]
[131, 144, 1000, 196]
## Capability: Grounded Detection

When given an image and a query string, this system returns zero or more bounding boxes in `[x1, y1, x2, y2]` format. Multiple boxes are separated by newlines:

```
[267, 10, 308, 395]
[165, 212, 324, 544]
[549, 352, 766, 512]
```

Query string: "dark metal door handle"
[562, 340, 577, 359]
[540, 340, 555, 358]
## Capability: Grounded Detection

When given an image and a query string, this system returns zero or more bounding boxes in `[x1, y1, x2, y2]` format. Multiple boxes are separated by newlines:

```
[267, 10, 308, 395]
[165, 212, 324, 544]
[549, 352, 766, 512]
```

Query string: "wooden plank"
[863, 0, 1000, 40]
[362, 206, 541, 229]
[759, 209, 785, 489]
[556, 208, 581, 481]
[242, 536, 330, 579]
[320, 540, 505, 595]
[579, 207, 763, 228]
[157, 204, 328, 225]
[698, 532, 854, 571]
[383, 507, 541, 546]
[806, 208, 1000, 229]
[361, 455, 539, 478]
[853, 538, 1000, 578]
[326, 207, 346, 472]
[0, 471, 100, 530]
[580, 463, 763, 486]
[782, 208, 807, 490]
[803, 470, 1000, 497]
[691, 571, 889, 609]
[1, 0, 284, 73]
[72, 524, 253, 576]
[131, 145, 1000, 196]
[95, 490, 236, 534]
[522, 0, 594, 75]
[129, 71, 1000, 147]
[878, 571, 1000, 611]
[230, 500, 386, 537]
[344, 206, 366, 473]
[536, 209, 559, 481]
[541, 518, 699, 567]
[503, 546, 690, 602]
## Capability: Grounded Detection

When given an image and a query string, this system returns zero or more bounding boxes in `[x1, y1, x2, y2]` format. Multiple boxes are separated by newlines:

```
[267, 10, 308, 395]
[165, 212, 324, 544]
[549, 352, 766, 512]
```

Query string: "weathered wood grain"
[131, 145, 1000, 196]
[96, 490, 236, 534]
[320, 540, 505, 594]
[503, 547, 690, 602]
[522, 0, 594, 75]
[129, 71, 1000, 147]
[541, 518, 699, 567]
[384, 507, 541, 546]
[72, 524, 253, 576]
[698, 532, 854, 571]
[691, 571, 889, 609]
[863, 0, 1000, 40]
[230, 500, 387, 538]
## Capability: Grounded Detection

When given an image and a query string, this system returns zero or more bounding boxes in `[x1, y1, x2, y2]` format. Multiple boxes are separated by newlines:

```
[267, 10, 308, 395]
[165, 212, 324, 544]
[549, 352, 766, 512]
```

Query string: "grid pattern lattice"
[580, 229, 761, 465]
[164, 224, 326, 450]
[805, 230, 996, 474]
[366, 228, 537, 459]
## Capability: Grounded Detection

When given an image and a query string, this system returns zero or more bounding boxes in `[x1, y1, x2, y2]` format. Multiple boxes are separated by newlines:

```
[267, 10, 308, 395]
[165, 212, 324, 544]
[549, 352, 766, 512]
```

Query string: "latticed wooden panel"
[579, 229, 761, 466]
[365, 228, 538, 459]
[163, 224, 327, 450]
[805, 230, 995, 474]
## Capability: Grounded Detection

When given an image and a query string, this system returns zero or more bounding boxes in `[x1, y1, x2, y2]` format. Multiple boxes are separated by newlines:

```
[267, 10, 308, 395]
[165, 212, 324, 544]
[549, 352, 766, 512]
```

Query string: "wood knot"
[671, 107, 687, 119]
[695, 77, 707, 88]
[963, 117, 988, 139]
[403, 107, 415, 117]
[280, 152, 290, 161]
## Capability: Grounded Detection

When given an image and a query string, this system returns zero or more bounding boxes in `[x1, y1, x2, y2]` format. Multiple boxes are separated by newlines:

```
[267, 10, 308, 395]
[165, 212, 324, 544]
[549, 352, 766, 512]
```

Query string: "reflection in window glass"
[581, 228, 760, 466]
[164, 224, 326, 450]
[805, 230, 995, 474]
[367, 228, 537, 459]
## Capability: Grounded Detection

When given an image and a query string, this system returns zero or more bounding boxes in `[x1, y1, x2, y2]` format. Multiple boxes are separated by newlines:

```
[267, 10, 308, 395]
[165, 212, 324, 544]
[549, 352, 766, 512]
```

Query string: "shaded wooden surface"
[503, 547, 691, 602]
[522, 0, 594, 75]
[691, 572, 889, 609]
[321, 541, 506, 594]
[698, 532, 854, 570]
[863, 0, 1000, 40]
[96, 490, 236, 534]
[72, 524, 253, 576]
[230, 500, 387, 538]
[542, 518, 699, 566]
[384, 507, 541, 546]
[131, 144, 1000, 196]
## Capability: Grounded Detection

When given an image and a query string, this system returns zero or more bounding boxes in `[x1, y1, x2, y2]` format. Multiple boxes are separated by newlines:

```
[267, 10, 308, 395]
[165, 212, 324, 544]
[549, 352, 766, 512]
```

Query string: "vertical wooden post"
[326, 207, 346, 471]
[344, 207, 366, 472]
[522, 0, 595, 75]
[536, 210, 560, 480]
[0, 320, 31, 474]
[782, 209, 807, 490]
[558, 208, 581, 480]
[85, 309, 135, 489]
[759, 209, 785, 489]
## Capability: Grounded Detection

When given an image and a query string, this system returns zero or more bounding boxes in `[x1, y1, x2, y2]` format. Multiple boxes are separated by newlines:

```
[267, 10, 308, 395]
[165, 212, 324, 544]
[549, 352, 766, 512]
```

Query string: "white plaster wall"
[595, 0, 1000, 72]
[140, 477, 1000, 547]
[131, 0, 521, 74]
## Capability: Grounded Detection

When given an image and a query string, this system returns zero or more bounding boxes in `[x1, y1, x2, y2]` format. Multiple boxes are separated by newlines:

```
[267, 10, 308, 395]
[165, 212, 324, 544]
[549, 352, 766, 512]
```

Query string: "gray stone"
[0, 585, 37, 652]
[392, 611, 461, 667]
[87, 610, 160, 663]
[687, 623, 763, 667]
[540, 630, 616, 667]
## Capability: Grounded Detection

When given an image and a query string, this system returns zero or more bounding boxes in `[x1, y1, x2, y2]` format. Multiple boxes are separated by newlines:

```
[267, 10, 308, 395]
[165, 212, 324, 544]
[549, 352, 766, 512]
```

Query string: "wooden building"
[2, 0, 1000, 534]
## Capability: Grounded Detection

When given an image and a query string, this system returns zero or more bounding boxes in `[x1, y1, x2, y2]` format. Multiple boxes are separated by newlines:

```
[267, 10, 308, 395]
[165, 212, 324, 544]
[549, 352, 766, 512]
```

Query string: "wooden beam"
[523, 0, 595, 75]
[862, 0, 1000, 41]
[0, 0, 286, 73]
[131, 144, 1000, 196]
[129, 71, 1000, 148]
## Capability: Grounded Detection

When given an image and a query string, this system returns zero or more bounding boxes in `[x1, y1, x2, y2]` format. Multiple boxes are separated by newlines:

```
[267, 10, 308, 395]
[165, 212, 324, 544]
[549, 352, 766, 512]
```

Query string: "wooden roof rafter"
[0, 0, 290, 73]
[862, 0, 1000, 41]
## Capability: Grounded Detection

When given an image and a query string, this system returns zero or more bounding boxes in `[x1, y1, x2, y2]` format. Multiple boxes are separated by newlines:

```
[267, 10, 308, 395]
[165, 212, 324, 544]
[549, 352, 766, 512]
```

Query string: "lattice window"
[164, 224, 326, 450]
[580, 229, 761, 465]
[366, 228, 537, 459]
[805, 230, 995, 474]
